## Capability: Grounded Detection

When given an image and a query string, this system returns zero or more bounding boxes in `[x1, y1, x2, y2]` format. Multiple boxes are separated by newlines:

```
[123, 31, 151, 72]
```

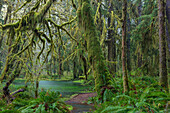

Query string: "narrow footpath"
[66, 93, 97, 113]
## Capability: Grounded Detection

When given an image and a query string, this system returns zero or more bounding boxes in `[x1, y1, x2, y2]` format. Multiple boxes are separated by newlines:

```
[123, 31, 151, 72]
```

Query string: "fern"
[17, 90, 70, 113]
[94, 76, 168, 112]
[103, 89, 114, 103]
[101, 106, 122, 113]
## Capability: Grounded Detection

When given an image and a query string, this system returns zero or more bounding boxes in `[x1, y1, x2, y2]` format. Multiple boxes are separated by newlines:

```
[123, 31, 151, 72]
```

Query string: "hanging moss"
[0, 0, 58, 103]
[77, 0, 112, 99]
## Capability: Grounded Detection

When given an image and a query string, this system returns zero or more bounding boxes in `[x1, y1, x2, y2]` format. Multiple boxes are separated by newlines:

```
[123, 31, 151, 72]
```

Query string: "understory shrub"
[0, 90, 72, 113]
[91, 76, 169, 113]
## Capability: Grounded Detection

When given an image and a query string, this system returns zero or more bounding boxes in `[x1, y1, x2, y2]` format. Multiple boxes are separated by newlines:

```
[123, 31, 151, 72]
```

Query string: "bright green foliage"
[91, 76, 169, 113]
[130, 0, 159, 76]
[0, 90, 71, 113]
[18, 90, 71, 113]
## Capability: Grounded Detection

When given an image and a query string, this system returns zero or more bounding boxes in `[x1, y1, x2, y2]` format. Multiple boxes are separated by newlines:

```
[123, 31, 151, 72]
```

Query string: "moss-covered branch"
[60, 27, 78, 43]
[0, 0, 56, 31]
[46, 17, 78, 42]
[46, 16, 77, 28]
[72, 0, 77, 10]
[12, 0, 31, 14]
[0, 0, 57, 103]
[36, 0, 56, 23]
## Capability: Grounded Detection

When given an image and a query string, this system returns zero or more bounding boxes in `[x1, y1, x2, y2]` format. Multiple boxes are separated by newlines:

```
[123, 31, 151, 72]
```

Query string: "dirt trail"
[66, 93, 97, 113]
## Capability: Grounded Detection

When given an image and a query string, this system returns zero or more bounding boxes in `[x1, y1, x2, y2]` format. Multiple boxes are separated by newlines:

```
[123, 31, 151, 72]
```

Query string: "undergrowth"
[0, 90, 72, 113]
[88, 76, 169, 113]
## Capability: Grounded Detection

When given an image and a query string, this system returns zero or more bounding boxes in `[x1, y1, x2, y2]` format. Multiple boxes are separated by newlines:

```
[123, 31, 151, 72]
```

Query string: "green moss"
[77, 0, 112, 98]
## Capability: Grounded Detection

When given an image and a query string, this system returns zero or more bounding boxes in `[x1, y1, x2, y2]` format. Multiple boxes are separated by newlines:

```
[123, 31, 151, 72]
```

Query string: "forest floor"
[66, 93, 97, 113]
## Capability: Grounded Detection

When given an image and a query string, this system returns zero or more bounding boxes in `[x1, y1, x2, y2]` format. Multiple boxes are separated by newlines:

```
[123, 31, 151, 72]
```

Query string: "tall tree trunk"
[46, 43, 50, 76]
[35, 73, 39, 98]
[73, 58, 77, 79]
[127, 14, 131, 72]
[49, 58, 52, 75]
[158, 0, 168, 91]
[166, 2, 170, 55]
[2, 28, 22, 103]
[137, 0, 142, 68]
[77, 0, 112, 99]
[81, 54, 88, 80]
[53, 57, 56, 74]
[3, 61, 21, 103]
[83, 58, 87, 80]
[108, 0, 116, 76]
[46, 58, 50, 75]
[166, 0, 170, 74]
[122, 0, 129, 93]
[126, 0, 132, 72]
[58, 46, 62, 79]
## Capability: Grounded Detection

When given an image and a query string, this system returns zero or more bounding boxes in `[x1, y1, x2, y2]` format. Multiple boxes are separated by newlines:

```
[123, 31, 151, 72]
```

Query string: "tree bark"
[73, 58, 77, 79]
[53, 57, 57, 74]
[35, 76, 39, 98]
[166, 0, 170, 55]
[137, 0, 142, 68]
[58, 46, 62, 79]
[122, 0, 129, 93]
[127, 14, 131, 72]
[81, 54, 88, 80]
[46, 58, 50, 75]
[166, 0, 170, 75]
[3, 61, 21, 103]
[83, 59, 87, 80]
[108, 0, 116, 76]
[158, 0, 168, 91]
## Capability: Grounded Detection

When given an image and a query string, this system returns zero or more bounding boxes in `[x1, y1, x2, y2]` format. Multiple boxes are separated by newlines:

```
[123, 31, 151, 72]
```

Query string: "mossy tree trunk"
[73, 57, 77, 79]
[53, 57, 57, 74]
[46, 58, 50, 75]
[166, 0, 170, 75]
[82, 56, 88, 80]
[122, 0, 129, 93]
[77, 0, 112, 99]
[158, 0, 168, 91]
[35, 76, 39, 98]
[79, 52, 88, 80]
[166, 0, 170, 48]
[3, 61, 21, 103]
[127, 14, 131, 72]
[58, 46, 62, 79]
[137, 0, 143, 68]
[1, 1, 24, 102]
[95, 0, 102, 38]
[127, 0, 132, 72]
[108, 0, 116, 76]
[2, 28, 22, 103]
